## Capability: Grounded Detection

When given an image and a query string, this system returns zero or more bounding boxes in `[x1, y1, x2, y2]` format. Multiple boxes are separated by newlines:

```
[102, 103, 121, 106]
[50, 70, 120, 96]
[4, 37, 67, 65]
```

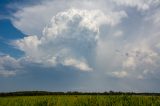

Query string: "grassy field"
[0, 95, 160, 106]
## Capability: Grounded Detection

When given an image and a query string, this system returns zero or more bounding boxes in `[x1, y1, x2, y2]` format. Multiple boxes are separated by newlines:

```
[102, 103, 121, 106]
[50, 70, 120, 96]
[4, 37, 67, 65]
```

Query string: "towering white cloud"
[13, 3, 160, 79]
[14, 8, 126, 71]
[11, 0, 128, 36]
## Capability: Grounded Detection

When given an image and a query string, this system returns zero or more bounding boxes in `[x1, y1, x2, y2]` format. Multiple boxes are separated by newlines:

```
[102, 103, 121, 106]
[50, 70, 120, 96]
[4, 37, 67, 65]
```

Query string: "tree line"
[0, 91, 160, 97]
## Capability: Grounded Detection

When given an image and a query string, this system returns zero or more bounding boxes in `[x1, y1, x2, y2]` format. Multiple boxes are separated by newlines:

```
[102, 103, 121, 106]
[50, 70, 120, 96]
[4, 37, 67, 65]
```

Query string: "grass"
[0, 95, 160, 106]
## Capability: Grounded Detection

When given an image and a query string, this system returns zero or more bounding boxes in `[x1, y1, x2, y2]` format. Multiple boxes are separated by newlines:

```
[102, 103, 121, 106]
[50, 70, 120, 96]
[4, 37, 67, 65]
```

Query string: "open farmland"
[0, 95, 160, 106]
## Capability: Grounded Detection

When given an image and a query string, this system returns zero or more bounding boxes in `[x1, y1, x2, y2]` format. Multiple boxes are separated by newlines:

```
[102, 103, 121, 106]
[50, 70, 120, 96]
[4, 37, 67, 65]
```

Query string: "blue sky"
[0, 0, 160, 92]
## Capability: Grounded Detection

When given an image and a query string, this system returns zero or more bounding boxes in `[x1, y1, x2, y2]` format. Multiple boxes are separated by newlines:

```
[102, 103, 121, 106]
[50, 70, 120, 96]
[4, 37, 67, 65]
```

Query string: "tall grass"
[0, 95, 160, 106]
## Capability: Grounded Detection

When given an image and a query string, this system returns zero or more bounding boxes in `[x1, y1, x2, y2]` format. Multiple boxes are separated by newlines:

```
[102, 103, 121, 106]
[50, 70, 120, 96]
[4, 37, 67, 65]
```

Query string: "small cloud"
[63, 58, 93, 71]
[137, 75, 143, 80]
[123, 57, 136, 69]
[156, 43, 160, 48]
[112, 71, 128, 78]
[0, 55, 21, 77]
[113, 30, 123, 37]
[112, 0, 152, 11]
[0, 70, 16, 77]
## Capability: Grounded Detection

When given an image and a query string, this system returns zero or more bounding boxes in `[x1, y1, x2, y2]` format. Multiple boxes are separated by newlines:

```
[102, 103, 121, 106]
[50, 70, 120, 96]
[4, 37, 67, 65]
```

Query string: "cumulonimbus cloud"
[14, 8, 126, 72]
[9, 5, 160, 80]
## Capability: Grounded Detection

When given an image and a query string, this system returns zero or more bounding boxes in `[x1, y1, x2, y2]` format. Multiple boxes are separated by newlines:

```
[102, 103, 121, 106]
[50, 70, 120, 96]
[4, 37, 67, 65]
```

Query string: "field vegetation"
[0, 91, 160, 106]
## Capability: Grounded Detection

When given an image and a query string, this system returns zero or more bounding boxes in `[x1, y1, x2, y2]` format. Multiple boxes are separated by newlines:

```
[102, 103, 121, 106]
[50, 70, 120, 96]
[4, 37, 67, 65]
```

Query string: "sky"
[0, 0, 160, 92]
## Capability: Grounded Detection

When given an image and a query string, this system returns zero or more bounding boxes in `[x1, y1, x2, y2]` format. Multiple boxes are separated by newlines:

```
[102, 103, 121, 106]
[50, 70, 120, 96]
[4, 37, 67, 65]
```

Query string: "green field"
[0, 95, 160, 106]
